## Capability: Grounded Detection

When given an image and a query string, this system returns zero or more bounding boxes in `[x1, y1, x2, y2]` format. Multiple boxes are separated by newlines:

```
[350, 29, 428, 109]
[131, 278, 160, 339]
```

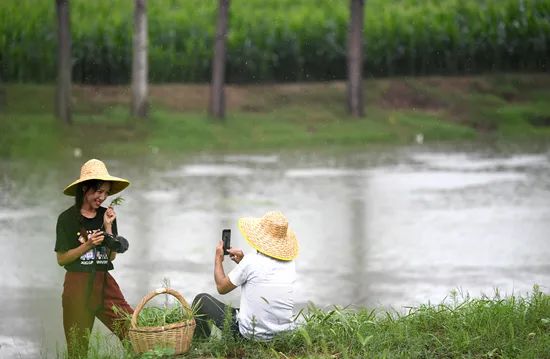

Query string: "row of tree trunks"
[210, 0, 364, 119]
[55, 0, 364, 123]
[55, 0, 149, 122]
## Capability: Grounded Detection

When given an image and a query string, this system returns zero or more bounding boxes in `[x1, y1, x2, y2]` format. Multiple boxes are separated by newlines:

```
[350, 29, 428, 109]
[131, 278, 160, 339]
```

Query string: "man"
[192, 210, 299, 340]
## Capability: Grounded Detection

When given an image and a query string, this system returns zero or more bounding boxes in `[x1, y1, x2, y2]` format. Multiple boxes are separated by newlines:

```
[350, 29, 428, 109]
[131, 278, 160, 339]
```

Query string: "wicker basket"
[128, 288, 196, 355]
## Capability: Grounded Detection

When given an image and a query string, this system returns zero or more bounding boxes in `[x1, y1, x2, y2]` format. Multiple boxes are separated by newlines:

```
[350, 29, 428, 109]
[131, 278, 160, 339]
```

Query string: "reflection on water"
[1, 143, 550, 356]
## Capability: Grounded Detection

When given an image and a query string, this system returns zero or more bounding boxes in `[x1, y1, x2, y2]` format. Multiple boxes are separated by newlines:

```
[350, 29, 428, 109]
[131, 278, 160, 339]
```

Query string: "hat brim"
[63, 175, 130, 196]
[238, 217, 299, 261]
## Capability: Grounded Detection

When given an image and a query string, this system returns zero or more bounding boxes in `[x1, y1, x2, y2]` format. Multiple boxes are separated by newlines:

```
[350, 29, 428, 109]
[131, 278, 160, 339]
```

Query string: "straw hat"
[238, 211, 299, 261]
[63, 159, 130, 196]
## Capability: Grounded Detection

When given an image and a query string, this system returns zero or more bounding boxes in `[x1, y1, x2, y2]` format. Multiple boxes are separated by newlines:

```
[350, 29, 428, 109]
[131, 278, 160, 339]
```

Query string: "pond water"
[1, 143, 549, 357]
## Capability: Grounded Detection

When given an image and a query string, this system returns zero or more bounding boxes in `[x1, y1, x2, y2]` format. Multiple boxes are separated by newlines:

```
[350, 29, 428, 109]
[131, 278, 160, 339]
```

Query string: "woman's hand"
[227, 248, 244, 264]
[86, 230, 105, 248]
[103, 206, 116, 230]
[57, 230, 104, 266]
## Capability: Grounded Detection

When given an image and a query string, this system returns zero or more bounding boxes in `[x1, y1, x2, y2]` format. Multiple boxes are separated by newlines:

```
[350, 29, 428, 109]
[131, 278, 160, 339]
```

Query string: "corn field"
[1, 0, 548, 84]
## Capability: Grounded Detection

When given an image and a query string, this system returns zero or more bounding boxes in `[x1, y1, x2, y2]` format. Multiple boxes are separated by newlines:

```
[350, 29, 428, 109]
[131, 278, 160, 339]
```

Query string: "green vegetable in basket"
[114, 302, 197, 327]
[137, 305, 193, 327]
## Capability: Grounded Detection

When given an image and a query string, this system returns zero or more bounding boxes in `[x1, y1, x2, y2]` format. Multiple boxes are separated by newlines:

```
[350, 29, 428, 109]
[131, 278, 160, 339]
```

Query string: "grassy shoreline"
[1, 74, 550, 159]
[58, 287, 550, 358]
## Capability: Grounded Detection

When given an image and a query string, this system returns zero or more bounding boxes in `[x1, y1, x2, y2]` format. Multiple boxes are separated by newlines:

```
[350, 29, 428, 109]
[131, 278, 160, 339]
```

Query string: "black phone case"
[222, 229, 231, 255]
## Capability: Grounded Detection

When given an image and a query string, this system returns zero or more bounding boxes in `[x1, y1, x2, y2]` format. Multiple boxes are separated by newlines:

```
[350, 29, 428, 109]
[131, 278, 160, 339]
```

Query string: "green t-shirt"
[55, 205, 117, 272]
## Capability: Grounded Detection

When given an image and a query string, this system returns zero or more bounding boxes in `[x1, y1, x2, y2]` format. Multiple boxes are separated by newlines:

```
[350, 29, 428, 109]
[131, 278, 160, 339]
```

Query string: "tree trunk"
[131, 0, 148, 119]
[209, 0, 229, 120]
[347, 0, 364, 118]
[55, 0, 72, 124]
[0, 81, 5, 113]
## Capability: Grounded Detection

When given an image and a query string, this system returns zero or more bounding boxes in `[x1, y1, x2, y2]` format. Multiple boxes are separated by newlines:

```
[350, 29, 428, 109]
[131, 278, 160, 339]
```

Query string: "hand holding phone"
[227, 248, 244, 264]
[222, 229, 231, 255]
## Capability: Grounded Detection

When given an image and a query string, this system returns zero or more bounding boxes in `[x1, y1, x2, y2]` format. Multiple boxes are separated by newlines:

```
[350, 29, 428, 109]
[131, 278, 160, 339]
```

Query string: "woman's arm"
[56, 242, 92, 266]
[56, 231, 103, 266]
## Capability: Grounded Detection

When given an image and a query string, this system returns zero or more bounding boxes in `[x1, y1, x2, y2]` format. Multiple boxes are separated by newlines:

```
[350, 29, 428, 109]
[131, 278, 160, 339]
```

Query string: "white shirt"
[228, 251, 296, 340]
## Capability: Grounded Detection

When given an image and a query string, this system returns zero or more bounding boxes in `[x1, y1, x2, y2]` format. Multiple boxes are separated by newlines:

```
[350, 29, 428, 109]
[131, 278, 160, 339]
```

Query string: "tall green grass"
[251, 287, 549, 358]
[55, 287, 550, 358]
[1, 0, 549, 84]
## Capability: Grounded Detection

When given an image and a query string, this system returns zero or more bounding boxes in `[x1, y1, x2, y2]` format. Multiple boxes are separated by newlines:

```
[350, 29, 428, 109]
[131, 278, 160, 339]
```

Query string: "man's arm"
[214, 240, 237, 294]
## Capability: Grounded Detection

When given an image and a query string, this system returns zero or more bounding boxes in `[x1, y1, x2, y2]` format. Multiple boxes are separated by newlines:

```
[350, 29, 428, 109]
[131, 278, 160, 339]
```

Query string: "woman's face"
[83, 182, 111, 210]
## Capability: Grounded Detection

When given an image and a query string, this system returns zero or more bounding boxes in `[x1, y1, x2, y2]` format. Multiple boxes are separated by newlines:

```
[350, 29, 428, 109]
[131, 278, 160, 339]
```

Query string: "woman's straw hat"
[63, 159, 130, 196]
[238, 211, 299, 261]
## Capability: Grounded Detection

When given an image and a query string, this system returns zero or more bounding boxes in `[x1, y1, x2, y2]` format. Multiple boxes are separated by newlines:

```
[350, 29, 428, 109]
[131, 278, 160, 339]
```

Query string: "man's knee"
[192, 292, 211, 311]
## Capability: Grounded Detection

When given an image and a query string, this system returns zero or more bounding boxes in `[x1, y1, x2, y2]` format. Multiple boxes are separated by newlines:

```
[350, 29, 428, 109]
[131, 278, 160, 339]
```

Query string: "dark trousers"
[62, 271, 133, 358]
[192, 293, 240, 338]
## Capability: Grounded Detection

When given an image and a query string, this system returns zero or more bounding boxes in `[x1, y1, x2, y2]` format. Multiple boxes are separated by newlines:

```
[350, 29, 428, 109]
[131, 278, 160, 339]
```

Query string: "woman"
[55, 159, 133, 357]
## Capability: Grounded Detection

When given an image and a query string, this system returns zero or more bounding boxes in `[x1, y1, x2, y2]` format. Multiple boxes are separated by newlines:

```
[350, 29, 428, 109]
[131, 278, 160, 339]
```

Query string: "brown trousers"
[62, 271, 133, 358]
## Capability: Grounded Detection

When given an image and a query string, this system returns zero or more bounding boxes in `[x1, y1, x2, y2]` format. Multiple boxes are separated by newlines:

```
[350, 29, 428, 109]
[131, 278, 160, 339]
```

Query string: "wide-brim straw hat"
[238, 211, 299, 261]
[63, 159, 130, 196]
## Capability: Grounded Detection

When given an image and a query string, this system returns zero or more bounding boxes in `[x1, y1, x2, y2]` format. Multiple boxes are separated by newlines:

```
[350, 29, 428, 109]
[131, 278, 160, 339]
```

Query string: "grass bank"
[61, 287, 550, 358]
[1, 74, 550, 159]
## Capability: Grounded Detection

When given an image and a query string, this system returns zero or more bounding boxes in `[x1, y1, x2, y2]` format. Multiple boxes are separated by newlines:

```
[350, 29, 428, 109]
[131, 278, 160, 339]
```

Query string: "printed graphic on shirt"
[77, 230, 110, 266]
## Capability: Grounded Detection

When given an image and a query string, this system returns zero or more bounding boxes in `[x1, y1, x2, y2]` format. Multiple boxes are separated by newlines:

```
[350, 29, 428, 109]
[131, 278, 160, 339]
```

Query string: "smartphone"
[222, 229, 231, 255]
